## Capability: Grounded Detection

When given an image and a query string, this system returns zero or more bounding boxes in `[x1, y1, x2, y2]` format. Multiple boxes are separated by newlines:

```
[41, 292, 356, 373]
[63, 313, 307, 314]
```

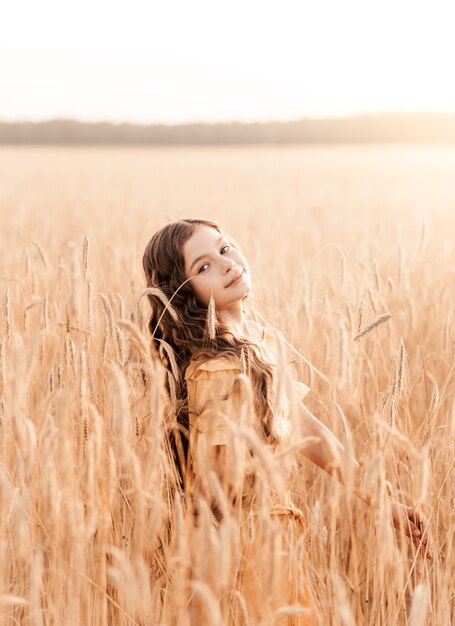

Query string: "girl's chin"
[203, 284, 251, 308]
[210, 292, 250, 309]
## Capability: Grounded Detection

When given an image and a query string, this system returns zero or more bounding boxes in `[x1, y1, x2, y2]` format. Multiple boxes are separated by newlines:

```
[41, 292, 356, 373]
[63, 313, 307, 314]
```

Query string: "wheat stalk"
[0, 340, 5, 397]
[205, 294, 217, 341]
[357, 299, 364, 334]
[392, 336, 408, 400]
[353, 313, 391, 341]
[32, 240, 49, 268]
[338, 318, 348, 385]
[418, 216, 427, 253]
[3, 287, 11, 340]
[366, 286, 377, 313]
[82, 235, 89, 283]
[68, 240, 82, 321]
[372, 258, 380, 291]
[140, 286, 180, 325]
[339, 248, 347, 287]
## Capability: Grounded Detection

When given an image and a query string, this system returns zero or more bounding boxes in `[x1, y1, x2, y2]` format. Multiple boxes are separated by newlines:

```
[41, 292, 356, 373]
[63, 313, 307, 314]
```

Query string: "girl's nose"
[222, 258, 235, 272]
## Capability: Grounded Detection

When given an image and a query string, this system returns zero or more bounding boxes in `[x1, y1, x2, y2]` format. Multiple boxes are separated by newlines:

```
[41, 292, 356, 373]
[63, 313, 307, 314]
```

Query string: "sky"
[2, 0, 455, 124]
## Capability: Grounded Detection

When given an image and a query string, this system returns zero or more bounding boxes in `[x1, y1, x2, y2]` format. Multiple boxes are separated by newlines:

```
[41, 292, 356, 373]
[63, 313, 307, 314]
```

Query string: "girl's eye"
[197, 246, 230, 273]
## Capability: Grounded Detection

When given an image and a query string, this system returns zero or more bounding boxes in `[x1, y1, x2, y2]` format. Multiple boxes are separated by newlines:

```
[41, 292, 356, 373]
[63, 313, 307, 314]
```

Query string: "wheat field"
[0, 144, 454, 625]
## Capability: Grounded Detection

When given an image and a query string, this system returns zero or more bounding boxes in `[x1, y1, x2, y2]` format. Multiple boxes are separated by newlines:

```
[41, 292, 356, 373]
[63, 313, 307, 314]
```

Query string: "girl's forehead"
[184, 226, 223, 256]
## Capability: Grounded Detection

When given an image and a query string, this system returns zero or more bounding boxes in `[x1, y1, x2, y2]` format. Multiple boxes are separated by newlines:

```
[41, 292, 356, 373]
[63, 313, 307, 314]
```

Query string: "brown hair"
[142, 218, 276, 487]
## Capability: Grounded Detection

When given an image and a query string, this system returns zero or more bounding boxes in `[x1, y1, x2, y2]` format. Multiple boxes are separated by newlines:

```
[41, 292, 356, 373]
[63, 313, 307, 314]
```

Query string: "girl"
[142, 218, 432, 625]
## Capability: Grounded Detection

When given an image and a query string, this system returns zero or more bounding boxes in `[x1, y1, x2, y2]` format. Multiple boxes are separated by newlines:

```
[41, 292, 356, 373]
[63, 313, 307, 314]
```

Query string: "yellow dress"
[185, 326, 315, 626]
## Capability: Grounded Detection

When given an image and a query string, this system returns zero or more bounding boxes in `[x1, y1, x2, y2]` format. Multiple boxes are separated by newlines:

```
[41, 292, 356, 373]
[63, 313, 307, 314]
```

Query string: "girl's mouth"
[226, 269, 243, 287]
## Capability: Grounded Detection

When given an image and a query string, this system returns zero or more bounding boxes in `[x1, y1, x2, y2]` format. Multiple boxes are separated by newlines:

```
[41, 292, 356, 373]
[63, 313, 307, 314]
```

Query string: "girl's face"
[183, 225, 251, 309]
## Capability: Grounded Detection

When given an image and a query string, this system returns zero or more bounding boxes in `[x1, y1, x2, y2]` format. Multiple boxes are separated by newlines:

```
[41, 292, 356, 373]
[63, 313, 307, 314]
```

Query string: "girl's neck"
[219, 305, 261, 341]
[219, 307, 247, 337]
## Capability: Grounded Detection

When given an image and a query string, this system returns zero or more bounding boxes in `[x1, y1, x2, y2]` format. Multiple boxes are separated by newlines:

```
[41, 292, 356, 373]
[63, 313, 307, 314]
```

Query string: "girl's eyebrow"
[189, 235, 224, 271]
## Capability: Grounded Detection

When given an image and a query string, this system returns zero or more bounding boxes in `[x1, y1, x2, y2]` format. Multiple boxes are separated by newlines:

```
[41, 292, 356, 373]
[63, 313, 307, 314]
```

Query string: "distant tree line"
[1, 113, 455, 144]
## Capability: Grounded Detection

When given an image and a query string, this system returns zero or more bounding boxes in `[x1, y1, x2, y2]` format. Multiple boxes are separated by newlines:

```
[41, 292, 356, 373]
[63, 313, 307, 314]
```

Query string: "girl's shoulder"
[184, 322, 264, 380]
[247, 320, 282, 348]
[184, 322, 285, 382]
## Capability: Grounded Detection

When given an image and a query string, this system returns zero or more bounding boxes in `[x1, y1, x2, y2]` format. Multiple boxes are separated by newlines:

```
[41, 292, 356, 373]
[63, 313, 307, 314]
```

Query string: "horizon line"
[2, 110, 455, 127]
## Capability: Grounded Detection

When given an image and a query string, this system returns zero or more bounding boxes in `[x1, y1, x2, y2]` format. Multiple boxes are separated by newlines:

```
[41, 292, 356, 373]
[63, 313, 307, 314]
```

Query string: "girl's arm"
[297, 401, 433, 560]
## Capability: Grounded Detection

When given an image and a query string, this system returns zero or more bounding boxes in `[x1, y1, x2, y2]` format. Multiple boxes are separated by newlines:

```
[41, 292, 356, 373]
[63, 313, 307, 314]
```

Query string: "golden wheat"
[353, 312, 392, 341]
[0, 144, 453, 625]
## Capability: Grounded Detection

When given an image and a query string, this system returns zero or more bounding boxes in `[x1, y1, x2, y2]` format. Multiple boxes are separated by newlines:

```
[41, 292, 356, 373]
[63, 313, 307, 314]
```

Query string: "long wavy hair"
[142, 218, 276, 488]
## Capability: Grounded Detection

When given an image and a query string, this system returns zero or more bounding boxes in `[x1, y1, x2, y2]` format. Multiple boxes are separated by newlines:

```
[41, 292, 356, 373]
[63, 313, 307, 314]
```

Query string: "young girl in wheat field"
[142, 218, 432, 625]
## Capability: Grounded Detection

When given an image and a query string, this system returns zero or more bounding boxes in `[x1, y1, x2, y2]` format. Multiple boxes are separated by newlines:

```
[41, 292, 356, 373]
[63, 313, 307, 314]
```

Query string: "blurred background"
[2, 0, 455, 141]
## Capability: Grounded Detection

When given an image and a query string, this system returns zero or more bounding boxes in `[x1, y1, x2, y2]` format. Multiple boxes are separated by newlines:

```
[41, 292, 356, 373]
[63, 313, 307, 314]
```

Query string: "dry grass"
[0, 145, 454, 625]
